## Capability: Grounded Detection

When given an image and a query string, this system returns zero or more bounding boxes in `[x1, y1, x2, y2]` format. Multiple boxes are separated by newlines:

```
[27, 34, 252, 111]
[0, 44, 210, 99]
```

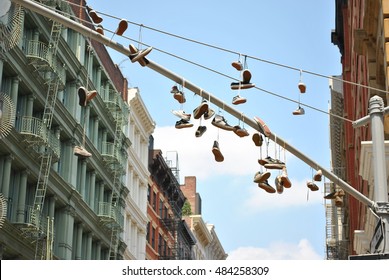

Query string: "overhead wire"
[59, 0, 358, 123]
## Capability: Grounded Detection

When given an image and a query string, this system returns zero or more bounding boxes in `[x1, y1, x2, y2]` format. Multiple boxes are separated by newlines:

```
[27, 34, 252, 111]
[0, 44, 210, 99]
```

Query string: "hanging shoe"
[129, 45, 153, 64]
[115, 19, 128, 36]
[129, 44, 150, 67]
[252, 133, 263, 147]
[174, 91, 186, 104]
[211, 115, 235, 131]
[212, 140, 224, 162]
[170, 85, 180, 94]
[324, 189, 345, 199]
[231, 61, 243, 71]
[96, 25, 104, 35]
[253, 116, 271, 137]
[292, 106, 305, 115]
[258, 180, 276, 193]
[258, 156, 285, 170]
[253, 171, 271, 183]
[193, 101, 209, 119]
[232, 95, 247, 105]
[275, 175, 284, 194]
[74, 146, 92, 158]
[230, 81, 255, 90]
[313, 169, 322, 181]
[242, 69, 252, 83]
[203, 107, 215, 120]
[195, 126, 207, 137]
[78, 87, 96, 107]
[88, 9, 103, 24]
[280, 167, 292, 188]
[172, 110, 191, 121]
[175, 119, 193, 129]
[298, 82, 306, 93]
[307, 181, 319, 191]
[335, 195, 344, 207]
[233, 125, 249, 137]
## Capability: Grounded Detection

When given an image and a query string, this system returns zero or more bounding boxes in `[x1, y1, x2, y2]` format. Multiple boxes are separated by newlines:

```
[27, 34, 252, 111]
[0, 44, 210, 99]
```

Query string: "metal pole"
[11, 0, 374, 209]
[367, 96, 389, 254]
[369, 96, 388, 203]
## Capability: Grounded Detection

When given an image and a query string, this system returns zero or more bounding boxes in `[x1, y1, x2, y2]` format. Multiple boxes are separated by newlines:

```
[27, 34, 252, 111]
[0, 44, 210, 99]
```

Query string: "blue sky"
[88, 0, 341, 259]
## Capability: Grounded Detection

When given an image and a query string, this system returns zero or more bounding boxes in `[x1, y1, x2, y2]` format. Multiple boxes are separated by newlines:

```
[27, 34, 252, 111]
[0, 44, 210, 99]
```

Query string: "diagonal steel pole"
[12, 0, 374, 208]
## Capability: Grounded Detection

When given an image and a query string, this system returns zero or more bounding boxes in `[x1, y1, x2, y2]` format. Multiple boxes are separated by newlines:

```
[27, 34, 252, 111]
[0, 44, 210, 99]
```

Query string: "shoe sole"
[242, 69, 252, 83]
[275, 176, 284, 194]
[212, 121, 235, 131]
[298, 82, 306, 93]
[264, 163, 285, 170]
[175, 123, 193, 129]
[89, 11, 103, 24]
[174, 93, 186, 104]
[230, 82, 255, 90]
[231, 61, 243, 71]
[193, 103, 208, 119]
[253, 172, 271, 183]
[116, 19, 128, 36]
[280, 176, 292, 188]
[232, 98, 247, 105]
[307, 184, 319, 191]
[78, 87, 87, 106]
[212, 147, 224, 162]
[258, 183, 276, 193]
[254, 116, 271, 137]
[252, 133, 262, 146]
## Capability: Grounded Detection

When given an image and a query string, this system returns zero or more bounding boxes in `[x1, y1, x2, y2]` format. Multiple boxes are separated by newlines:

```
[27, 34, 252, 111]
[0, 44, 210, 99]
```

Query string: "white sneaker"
[172, 110, 191, 121]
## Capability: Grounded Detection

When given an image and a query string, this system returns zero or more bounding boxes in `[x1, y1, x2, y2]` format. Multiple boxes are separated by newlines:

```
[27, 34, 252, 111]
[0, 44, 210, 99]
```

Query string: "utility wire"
[60, 0, 355, 123]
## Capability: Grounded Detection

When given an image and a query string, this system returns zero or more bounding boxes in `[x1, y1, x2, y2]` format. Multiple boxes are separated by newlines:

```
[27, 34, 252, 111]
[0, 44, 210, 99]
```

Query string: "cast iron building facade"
[0, 0, 146, 260]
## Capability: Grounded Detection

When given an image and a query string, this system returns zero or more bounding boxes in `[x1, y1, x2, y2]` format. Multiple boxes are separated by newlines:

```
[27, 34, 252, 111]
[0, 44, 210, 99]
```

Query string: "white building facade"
[122, 88, 155, 259]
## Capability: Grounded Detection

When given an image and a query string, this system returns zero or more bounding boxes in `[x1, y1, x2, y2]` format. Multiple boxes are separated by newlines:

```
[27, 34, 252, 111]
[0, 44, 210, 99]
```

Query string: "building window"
[151, 226, 156, 249]
[146, 222, 150, 244]
[152, 191, 157, 212]
[158, 233, 163, 255]
[147, 185, 151, 204]
[159, 199, 163, 217]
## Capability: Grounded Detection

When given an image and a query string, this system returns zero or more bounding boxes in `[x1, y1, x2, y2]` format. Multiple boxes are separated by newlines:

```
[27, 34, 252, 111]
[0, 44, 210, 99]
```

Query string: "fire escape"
[18, 0, 67, 260]
[150, 151, 195, 260]
[99, 88, 128, 259]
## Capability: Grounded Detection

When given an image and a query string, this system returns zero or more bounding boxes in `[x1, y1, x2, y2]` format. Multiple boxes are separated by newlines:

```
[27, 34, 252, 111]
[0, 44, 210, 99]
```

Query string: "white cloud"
[153, 124, 293, 181]
[227, 239, 323, 260]
[244, 178, 324, 212]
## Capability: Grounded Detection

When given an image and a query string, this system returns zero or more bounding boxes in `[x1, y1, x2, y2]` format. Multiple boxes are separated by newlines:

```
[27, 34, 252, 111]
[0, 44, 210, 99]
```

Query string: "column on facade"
[16, 169, 28, 223]
[98, 183, 105, 215]
[138, 231, 146, 260]
[102, 128, 107, 154]
[96, 67, 102, 92]
[92, 116, 99, 147]
[26, 94, 34, 117]
[56, 205, 75, 260]
[1, 155, 13, 200]
[75, 223, 83, 260]
[52, 127, 61, 171]
[89, 171, 96, 211]
[79, 159, 87, 199]
[0, 59, 3, 89]
[10, 76, 20, 111]
[67, 81, 77, 119]
[85, 232, 92, 260]
[131, 222, 138, 257]
[139, 183, 147, 214]
[84, 105, 90, 139]
[95, 241, 102, 260]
